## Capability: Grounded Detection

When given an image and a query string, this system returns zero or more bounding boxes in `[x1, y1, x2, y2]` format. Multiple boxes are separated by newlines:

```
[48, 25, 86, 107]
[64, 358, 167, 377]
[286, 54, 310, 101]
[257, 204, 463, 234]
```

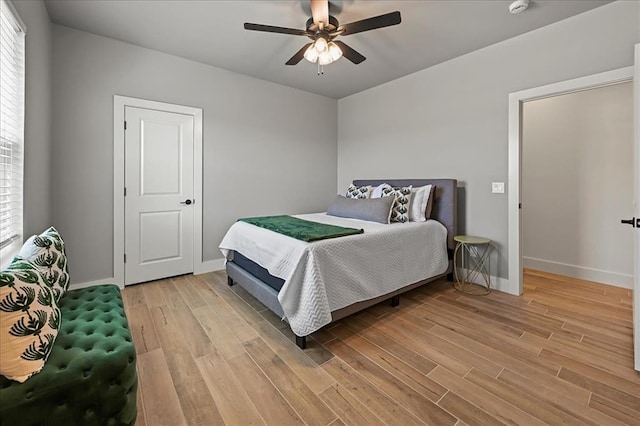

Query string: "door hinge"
[124, 121, 127, 130]
[124, 253, 127, 263]
[124, 187, 127, 197]
[519, 203, 522, 209]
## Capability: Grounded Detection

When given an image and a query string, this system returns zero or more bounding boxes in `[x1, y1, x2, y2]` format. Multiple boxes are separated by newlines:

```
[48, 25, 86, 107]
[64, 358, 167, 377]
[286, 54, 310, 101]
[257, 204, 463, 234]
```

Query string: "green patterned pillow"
[346, 184, 372, 199]
[381, 184, 413, 223]
[18, 227, 69, 303]
[0, 259, 61, 383]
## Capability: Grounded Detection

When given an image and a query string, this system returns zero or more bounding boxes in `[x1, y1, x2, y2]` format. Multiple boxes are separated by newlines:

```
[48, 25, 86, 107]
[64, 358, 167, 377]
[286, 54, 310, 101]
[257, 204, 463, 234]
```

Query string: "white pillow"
[370, 183, 390, 198]
[409, 184, 432, 222]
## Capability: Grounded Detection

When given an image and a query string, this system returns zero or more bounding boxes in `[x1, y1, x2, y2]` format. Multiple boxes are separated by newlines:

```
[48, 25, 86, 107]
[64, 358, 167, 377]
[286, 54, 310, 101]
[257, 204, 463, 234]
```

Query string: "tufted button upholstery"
[0, 285, 137, 425]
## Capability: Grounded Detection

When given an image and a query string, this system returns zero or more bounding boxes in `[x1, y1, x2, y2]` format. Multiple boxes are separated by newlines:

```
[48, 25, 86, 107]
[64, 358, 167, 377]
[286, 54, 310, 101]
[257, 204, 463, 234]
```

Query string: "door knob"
[620, 217, 636, 227]
[180, 199, 193, 205]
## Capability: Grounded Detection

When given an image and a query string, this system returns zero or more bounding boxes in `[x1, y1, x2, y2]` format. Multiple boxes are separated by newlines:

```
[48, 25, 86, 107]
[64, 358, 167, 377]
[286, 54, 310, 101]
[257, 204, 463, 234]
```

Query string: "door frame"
[507, 66, 634, 296]
[634, 43, 639, 372]
[113, 95, 203, 288]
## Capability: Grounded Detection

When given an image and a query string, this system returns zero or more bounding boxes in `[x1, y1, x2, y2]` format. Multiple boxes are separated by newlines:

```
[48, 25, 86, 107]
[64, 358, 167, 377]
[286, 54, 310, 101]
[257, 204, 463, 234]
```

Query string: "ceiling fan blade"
[310, 0, 329, 27]
[332, 41, 366, 64]
[286, 43, 313, 65]
[339, 11, 401, 36]
[244, 22, 309, 36]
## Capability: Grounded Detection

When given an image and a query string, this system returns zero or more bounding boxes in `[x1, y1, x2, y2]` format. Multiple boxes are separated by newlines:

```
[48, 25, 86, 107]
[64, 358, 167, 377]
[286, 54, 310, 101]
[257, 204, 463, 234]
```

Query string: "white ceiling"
[44, 0, 611, 99]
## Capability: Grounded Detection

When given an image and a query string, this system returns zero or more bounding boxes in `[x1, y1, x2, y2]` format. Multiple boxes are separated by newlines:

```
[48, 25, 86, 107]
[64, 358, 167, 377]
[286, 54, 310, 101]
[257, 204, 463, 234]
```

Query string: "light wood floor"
[122, 268, 639, 425]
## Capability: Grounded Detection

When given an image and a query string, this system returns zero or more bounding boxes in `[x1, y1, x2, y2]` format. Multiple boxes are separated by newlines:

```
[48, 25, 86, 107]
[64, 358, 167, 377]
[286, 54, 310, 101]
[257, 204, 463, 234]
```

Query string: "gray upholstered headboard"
[353, 179, 458, 252]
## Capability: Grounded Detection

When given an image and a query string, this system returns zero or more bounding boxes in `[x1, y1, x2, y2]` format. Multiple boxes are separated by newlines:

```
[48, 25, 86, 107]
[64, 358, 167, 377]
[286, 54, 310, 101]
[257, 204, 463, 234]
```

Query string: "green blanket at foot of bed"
[239, 215, 363, 242]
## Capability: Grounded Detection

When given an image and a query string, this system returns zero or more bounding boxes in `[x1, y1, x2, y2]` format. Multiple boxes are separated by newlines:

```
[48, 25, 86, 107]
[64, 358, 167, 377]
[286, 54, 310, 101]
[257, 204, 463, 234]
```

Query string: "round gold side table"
[453, 235, 491, 295]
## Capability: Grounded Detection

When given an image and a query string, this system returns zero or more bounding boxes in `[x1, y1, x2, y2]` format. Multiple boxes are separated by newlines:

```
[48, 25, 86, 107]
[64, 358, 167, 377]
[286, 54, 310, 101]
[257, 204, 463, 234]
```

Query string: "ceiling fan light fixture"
[314, 36, 328, 52]
[328, 42, 342, 61]
[318, 50, 333, 66]
[303, 44, 319, 62]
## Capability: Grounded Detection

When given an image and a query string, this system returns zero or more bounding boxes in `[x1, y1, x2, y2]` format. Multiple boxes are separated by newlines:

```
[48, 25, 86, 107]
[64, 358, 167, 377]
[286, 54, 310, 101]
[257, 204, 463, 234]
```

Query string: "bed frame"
[226, 179, 458, 349]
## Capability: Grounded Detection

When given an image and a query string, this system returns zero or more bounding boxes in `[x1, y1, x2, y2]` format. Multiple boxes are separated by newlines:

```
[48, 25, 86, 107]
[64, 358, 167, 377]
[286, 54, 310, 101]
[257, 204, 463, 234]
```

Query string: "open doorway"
[507, 64, 639, 372]
[521, 81, 633, 289]
[507, 66, 634, 296]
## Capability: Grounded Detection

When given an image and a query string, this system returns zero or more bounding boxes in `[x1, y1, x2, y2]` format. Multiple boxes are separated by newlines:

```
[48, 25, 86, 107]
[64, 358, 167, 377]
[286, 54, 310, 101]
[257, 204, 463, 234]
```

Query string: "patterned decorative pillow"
[346, 184, 372, 199]
[18, 227, 69, 303]
[381, 185, 413, 223]
[0, 259, 61, 383]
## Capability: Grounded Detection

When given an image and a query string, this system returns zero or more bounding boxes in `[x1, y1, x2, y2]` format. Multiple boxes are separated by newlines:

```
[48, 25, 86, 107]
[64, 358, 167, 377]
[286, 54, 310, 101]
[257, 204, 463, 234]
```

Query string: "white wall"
[337, 1, 640, 286]
[11, 0, 52, 237]
[522, 82, 634, 288]
[51, 25, 338, 285]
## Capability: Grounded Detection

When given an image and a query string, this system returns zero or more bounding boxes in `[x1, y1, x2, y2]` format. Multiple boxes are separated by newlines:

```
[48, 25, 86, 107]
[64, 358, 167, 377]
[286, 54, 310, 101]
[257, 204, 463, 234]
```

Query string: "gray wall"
[52, 25, 337, 284]
[522, 82, 634, 287]
[337, 1, 640, 282]
[12, 0, 52, 237]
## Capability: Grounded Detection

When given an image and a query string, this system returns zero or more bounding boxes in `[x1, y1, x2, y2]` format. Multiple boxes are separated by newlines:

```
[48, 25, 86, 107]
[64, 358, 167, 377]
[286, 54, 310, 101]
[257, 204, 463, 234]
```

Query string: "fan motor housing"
[306, 15, 339, 33]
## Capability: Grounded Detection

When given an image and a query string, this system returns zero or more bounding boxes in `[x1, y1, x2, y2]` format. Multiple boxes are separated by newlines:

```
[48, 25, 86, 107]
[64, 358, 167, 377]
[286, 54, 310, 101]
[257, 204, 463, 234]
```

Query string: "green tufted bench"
[0, 285, 137, 425]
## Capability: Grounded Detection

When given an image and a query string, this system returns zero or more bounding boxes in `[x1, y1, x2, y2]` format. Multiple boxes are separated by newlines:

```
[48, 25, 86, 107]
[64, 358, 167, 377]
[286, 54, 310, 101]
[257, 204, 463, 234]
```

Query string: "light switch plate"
[492, 182, 505, 194]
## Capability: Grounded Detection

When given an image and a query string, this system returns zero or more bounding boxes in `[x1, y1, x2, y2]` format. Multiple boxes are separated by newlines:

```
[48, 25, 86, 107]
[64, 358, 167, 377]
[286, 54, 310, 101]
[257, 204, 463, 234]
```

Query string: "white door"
[633, 43, 640, 372]
[124, 106, 195, 285]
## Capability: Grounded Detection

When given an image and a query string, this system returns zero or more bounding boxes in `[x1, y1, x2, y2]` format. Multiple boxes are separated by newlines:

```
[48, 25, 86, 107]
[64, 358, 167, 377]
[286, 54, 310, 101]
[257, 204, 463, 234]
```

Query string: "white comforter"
[219, 213, 448, 336]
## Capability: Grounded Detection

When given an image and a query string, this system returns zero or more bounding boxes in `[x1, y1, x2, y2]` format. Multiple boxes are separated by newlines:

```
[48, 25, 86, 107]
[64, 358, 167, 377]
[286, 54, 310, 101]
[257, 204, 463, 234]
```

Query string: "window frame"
[0, 0, 26, 268]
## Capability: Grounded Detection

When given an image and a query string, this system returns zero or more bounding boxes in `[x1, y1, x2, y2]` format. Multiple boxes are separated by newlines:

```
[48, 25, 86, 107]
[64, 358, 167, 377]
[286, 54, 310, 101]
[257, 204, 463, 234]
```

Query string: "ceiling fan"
[243, 0, 401, 68]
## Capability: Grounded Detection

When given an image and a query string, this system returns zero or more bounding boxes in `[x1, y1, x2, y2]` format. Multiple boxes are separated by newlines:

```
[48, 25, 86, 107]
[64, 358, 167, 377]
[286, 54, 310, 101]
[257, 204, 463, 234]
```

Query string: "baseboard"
[194, 258, 225, 275]
[68, 277, 122, 291]
[523, 256, 632, 289]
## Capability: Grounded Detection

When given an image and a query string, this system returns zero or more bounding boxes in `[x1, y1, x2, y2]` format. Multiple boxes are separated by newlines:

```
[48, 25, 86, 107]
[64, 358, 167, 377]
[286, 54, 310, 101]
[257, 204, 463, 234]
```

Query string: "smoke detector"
[509, 0, 530, 14]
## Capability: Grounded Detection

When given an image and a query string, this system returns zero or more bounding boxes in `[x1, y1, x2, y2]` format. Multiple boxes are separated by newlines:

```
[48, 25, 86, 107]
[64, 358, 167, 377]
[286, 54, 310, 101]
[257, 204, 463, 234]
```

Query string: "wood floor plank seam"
[252, 320, 337, 395]
[436, 389, 450, 405]
[242, 337, 339, 425]
[226, 352, 307, 426]
[437, 390, 508, 426]
[327, 324, 449, 405]
[464, 368, 586, 425]
[428, 323, 562, 378]
[427, 366, 548, 426]
[319, 383, 388, 426]
[195, 351, 267, 425]
[321, 357, 428, 425]
[413, 299, 546, 357]
[497, 368, 624, 425]
[589, 392, 640, 425]
[323, 334, 456, 424]
[342, 314, 441, 377]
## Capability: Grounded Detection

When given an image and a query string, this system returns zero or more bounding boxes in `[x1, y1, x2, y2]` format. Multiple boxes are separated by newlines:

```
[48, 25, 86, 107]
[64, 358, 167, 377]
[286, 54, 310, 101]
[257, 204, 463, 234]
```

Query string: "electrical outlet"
[492, 182, 505, 194]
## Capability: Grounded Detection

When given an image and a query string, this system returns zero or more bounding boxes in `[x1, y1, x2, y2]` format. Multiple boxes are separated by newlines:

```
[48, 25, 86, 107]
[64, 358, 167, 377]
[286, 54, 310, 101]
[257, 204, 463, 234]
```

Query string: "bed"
[220, 179, 458, 349]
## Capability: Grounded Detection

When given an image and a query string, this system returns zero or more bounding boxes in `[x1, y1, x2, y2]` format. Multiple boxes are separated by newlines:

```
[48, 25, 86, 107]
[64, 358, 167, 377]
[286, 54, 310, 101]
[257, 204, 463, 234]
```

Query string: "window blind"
[0, 0, 25, 263]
